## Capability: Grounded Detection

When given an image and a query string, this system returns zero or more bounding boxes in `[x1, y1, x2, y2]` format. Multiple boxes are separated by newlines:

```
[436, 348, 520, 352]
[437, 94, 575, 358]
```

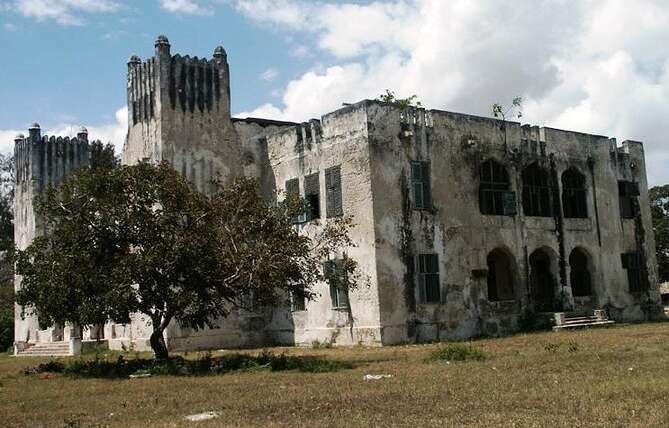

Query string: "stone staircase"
[552, 309, 615, 331]
[16, 341, 72, 357]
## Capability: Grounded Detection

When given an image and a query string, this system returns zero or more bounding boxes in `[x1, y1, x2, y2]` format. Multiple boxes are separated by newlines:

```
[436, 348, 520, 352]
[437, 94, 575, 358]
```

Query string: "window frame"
[417, 253, 441, 304]
[618, 181, 640, 219]
[562, 168, 588, 219]
[522, 164, 553, 217]
[621, 252, 647, 293]
[324, 259, 349, 309]
[304, 172, 321, 221]
[325, 166, 343, 218]
[479, 160, 514, 216]
[411, 161, 432, 210]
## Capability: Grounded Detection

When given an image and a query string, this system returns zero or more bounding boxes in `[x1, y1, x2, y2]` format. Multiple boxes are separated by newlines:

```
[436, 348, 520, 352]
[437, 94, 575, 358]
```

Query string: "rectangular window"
[618, 181, 639, 219]
[621, 252, 648, 293]
[285, 178, 302, 224]
[325, 166, 343, 218]
[324, 259, 348, 309]
[305, 172, 320, 221]
[411, 161, 432, 210]
[290, 289, 306, 312]
[418, 254, 440, 303]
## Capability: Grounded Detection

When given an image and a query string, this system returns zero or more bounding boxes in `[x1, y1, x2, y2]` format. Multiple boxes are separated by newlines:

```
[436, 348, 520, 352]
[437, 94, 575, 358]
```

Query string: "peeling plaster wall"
[364, 101, 660, 345]
[262, 106, 382, 346]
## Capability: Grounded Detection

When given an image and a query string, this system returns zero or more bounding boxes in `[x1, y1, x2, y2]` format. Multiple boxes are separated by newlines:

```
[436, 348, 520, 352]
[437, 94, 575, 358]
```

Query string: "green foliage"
[377, 90, 423, 108]
[650, 185, 669, 283]
[311, 339, 333, 349]
[15, 160, 357, 359]
[0, 153, 13, 352]
[24, 352, 351, 378]
[428, 343, 487, 362]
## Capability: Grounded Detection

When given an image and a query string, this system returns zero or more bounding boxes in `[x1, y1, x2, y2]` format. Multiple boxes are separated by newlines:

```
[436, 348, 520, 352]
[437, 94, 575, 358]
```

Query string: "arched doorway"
[486, 248, 516, 301]
[530, 248, 557, 312]
[569, 248, 592, 297]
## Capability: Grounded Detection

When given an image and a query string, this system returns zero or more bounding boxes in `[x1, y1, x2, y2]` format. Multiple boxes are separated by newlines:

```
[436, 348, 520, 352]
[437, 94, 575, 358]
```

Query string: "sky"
[1, 0, 668, 185]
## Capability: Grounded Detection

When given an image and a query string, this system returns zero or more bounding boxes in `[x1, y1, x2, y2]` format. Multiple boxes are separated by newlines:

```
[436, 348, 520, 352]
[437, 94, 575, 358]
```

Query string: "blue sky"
[1, 0, 668, 185]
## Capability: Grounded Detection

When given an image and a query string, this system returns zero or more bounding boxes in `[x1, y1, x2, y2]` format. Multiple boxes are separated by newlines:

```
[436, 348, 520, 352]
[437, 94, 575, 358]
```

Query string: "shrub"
[429, 343, 487, 362]
[24, 351, 351, 378]
[0, 310, 13, 352]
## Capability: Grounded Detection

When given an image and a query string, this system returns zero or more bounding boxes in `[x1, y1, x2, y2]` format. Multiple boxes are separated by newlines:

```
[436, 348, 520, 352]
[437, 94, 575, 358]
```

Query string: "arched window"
[522, 163, 553, 217]
[487, 248, 515, 301]
[562, 168, 588, 218]
[569, 248, 592, 297]
[479, 160, 511, 215]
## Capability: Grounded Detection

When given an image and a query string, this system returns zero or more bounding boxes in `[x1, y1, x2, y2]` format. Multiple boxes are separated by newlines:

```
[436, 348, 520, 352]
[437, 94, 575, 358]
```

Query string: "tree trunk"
[150, 327, 169, 360]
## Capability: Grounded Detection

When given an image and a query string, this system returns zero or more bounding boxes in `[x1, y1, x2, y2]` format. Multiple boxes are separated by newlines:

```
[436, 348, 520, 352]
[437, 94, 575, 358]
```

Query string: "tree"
[15, 161, 357, 359]
[650, 184, 669, 283]
[0, 153, 14, 352]
[492, 97, 523, 148]
[377, 90, 423, 108]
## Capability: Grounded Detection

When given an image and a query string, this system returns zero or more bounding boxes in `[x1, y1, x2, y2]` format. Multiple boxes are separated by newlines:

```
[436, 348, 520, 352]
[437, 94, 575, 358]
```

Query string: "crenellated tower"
[123, 35, 242, 190]
[14, 124, 93, 346]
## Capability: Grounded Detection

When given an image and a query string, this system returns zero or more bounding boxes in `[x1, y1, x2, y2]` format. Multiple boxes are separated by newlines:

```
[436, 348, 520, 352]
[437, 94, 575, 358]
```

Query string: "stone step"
[553, 320, 615, 331]
[17, 342, 72, 356]
[563, 316, 600, 323]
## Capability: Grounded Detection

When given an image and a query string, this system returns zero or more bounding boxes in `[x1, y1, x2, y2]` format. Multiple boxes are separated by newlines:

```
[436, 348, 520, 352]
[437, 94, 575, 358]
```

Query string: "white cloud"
[232, 0, 669, 185]
[0, 106, 128, 157]
[160, 0, 212, 15]
[3, 22, 18, 31]
[9, 0, 120, 25]
[259, 68, 278, 82]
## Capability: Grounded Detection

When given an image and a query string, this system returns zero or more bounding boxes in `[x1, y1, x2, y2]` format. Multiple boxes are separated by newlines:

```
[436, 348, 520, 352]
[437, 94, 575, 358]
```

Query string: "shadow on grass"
[23, 351, 353, 379]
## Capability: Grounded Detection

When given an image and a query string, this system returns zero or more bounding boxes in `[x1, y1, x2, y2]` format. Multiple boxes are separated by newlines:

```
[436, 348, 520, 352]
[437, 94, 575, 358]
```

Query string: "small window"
[285, 178, 303, 224]
[325, 166, 343, 218]
[621, 252, 647, 293]
[290, 289, 306, 312]
[522, 163, 553, 217]
[305, 172, 320, 221]
[562, 168, 588, 218]
[418, 254, 440, 303]
[480, 160, 514, 216]
[411, 161, 432, 210]
[324, 259, 348, 309]
[619, 181, 639, 219]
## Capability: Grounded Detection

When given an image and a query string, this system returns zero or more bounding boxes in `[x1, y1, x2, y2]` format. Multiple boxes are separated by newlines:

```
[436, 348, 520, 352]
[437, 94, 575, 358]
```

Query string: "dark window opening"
[324, 259, 348, 308]
[480, 160, 515, 215]
[305, 172, 320, 221]
[618, 181, 640, 219]
[418, 254, 440, 303]
[530, 249, 557, 312]
[522, 164, 553, 217]
[562, 168, 588, 218]
[290, 288, 306, 312]
[487, 249, 515, 301]
[411, 161, 432, 210]
[285, 178, 301, 224]
[621, 252, 648, 293]
[325, 166, 343, 218]
[569, 248, 592, 297]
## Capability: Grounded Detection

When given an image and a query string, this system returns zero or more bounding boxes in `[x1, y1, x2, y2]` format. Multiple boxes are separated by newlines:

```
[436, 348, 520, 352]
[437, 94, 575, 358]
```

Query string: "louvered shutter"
[326, 166, 343, 218]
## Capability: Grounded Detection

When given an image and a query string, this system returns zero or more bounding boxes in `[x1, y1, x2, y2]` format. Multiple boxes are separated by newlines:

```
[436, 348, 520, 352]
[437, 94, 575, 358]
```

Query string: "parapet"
[14, 124, 94, 189]
[127, 36, 232, 127]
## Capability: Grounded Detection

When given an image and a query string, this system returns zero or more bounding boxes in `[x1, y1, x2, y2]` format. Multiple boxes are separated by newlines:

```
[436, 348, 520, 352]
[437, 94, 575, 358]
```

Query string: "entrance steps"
[15, 341, 72, 357]
[552, 309, 615, 331]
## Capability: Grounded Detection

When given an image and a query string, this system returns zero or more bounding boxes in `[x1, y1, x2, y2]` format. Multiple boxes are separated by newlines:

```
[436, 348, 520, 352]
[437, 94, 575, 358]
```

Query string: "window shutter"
[502, 191, 517, 216]
[285, 178, 299, 196]
[629, 182, 640, 196]
[305, 173, 319, 195]
[422, 162, 432, 208]
[326, 166, 343, 218]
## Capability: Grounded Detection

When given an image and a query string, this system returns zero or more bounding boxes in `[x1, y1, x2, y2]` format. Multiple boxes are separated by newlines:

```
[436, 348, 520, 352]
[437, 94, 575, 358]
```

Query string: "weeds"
[428, 343, 487, 362]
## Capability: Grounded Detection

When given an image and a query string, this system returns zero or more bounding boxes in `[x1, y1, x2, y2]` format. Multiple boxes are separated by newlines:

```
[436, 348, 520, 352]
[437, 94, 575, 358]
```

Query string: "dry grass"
[2, 322, 669, 427]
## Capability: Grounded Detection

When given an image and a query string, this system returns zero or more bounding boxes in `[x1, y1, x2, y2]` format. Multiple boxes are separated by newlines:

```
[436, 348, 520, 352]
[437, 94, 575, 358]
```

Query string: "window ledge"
[331, 306, 349, 311]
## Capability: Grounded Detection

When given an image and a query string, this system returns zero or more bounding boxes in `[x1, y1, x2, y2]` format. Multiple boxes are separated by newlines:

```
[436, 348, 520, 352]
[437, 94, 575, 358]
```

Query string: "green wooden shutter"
[325, 166, 343, 218]
[305, 172, 320, 220]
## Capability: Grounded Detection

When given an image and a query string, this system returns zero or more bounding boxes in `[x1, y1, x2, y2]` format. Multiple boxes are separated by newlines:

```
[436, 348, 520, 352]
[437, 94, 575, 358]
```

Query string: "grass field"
[2, 322, 669, 427]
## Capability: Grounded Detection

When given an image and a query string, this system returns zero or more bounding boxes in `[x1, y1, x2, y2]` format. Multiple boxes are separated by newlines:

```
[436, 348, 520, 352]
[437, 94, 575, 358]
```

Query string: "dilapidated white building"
[14, 37, 663, 355]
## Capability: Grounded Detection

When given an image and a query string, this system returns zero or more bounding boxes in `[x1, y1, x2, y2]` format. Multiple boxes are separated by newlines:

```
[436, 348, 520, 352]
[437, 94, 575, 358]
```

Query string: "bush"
[428, 343, 487, 362]
[24, 351, 351, 378]
[0, 310, 13, 352]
